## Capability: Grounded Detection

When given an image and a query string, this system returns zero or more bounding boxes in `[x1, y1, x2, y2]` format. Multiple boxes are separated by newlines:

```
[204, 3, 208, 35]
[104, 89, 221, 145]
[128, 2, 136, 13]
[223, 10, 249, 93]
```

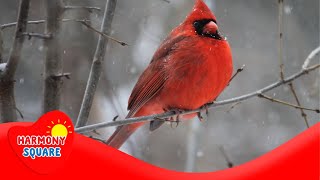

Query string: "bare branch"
[64, 6, 101, 13]
[22, 32, 52, 39]
[278, 0, 284, 80]
[219, 146, 233, 168]
[1, 20, 45, 29]
[0, 0, 30, 123]
[0, 19, 91, 30]
[302, 46, 320, 69]
[75, 63, 320, 133]
[42, 0, 64, 113]
[288, 83, 310, 128]
[79, 20, 128, 46]
[76, 0, 117, 127]
[225, 102, 242, 113]
[258, 93, 319, 113]
[228, 64, 245, 86]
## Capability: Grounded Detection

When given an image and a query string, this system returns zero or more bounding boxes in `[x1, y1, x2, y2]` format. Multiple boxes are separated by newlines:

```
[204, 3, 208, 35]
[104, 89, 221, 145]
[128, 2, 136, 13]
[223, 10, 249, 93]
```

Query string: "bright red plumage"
[106, 0, 233, 149]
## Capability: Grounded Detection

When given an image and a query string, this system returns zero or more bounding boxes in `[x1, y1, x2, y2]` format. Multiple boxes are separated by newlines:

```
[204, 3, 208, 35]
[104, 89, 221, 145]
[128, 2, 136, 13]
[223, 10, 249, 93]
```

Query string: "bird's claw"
[203, 104, 209, 115]
[197, 111, 204, 122]
[163, 108, 184, 128]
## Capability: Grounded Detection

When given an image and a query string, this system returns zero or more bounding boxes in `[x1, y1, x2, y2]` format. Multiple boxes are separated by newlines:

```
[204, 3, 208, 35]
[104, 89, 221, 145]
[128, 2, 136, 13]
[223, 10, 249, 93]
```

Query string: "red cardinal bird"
[107, 0, 233, 149]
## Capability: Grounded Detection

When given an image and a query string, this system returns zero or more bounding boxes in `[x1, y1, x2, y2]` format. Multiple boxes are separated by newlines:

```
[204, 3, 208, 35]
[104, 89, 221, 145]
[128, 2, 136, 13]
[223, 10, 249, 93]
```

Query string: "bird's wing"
[127, 35, 187, 118]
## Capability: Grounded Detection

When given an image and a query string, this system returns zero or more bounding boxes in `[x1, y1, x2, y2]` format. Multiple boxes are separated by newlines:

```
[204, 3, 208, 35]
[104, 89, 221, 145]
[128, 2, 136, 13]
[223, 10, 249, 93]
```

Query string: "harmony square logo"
[8, 111, 74, 174]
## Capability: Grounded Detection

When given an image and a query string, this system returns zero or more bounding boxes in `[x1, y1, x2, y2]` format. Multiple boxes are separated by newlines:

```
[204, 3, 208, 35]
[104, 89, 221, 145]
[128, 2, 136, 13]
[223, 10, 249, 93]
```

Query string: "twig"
[302, 46, 320, 69]
[79, 20, 128, 46]
[76, 0, 117, 127]
[288, 83, 310, 128]
[22, 32, 52, 39]
[0, 19, 126, 46]
[42, 0, 64, 113]
[64, 6, 101, 13]
[228, 64, 245, 86]
[0, 19, 91, 30]
[75, 62, 320, 133]
[219, 146, 233, 168]
[278, 0, 284, 80]
[226, 102, 242, 113]
[15, 106, 24, 119]
[278, 0, 313, 128]
[258, 93, 319, 113]
[0, 0, 30, 123]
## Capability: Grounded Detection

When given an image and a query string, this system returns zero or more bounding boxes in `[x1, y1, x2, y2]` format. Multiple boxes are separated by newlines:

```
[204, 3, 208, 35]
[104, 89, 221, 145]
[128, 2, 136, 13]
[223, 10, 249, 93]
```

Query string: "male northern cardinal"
[107, 0, 233, 149]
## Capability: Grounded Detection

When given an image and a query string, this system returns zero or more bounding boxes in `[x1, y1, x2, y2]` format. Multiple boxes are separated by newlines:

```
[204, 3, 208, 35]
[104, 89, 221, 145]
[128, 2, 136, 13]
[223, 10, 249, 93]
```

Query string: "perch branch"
[302, 46, 320, 69]
[76, 0, 117, 127]
[75, 50, 320, 133]
[0, 0, 30, 122]
[42, 0, 64, 113]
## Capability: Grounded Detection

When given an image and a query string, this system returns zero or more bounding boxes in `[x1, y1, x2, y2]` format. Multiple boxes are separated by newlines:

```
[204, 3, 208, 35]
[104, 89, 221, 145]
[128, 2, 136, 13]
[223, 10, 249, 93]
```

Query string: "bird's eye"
[193, 21, 200, 28]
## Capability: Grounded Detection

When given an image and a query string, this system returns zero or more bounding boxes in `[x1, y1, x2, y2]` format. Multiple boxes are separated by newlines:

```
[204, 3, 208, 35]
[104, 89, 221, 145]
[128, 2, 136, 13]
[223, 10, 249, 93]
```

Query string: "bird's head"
[182, 0, 224, 40]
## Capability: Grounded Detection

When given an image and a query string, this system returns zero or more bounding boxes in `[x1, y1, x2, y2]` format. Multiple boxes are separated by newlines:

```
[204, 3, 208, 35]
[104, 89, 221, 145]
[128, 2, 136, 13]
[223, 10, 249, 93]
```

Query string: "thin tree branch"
[258, 93, 319, 113]
[277, 0, 312, 128]
[76, 0, 117, 127]
[288, 83, 310, 127]
[22, 32, 52, 39]
[0, 19, 126, 46]
[225, 102, 242, 113]
[228, 64, 245, 86]
[79, 20, 128, 46]
[42, 0, 64, 113]
[64, 6, 101, 13]
[0, 19, 91, 30]
[75, 63, 320, 133]
[0, 0, 30, 123]
[278, 0, 284, 80]
[219, 146, 233, 168]
[302, 46, 320, 69]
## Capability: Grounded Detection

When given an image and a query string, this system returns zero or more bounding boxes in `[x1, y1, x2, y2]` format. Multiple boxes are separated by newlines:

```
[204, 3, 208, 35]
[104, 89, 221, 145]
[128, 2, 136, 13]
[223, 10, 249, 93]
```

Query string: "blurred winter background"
[0, 0, 319, 172]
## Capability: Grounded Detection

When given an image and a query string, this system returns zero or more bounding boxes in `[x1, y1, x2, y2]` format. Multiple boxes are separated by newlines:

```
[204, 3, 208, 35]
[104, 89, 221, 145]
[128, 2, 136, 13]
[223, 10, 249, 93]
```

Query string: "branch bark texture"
[0, 0, 30, 122]
[42, 0, 64, 113]
[76, 0, 117, 127]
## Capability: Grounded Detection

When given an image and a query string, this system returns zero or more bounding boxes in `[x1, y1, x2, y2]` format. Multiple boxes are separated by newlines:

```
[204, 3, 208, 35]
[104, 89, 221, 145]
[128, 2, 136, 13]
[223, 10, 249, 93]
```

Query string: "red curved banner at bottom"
[0, 112, 318, 179]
